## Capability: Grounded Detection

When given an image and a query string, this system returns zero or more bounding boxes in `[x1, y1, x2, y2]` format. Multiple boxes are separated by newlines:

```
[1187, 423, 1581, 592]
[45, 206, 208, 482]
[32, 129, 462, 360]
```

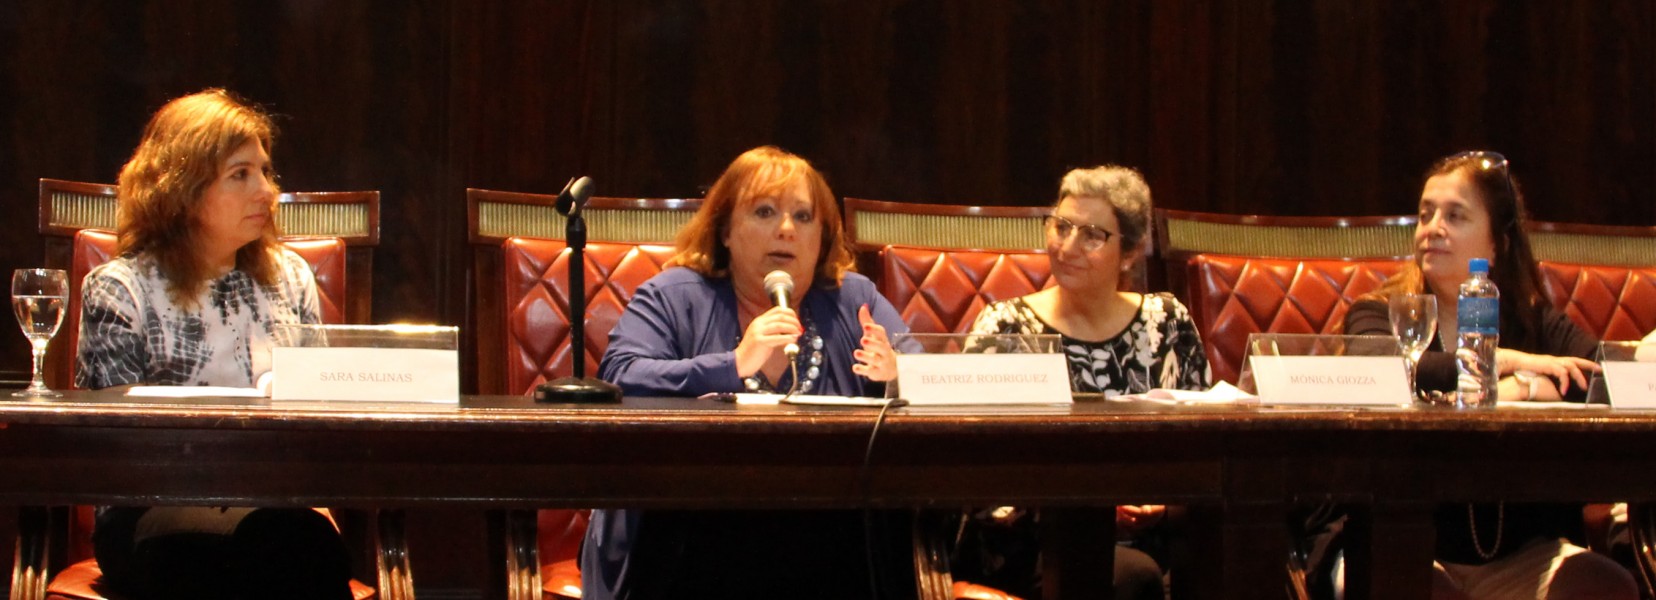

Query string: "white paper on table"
[126, 386, 265, 398]
[1115, 381, 1259, 405]
[1497, 400, 1607, 410]
[734, 393, 894, 407]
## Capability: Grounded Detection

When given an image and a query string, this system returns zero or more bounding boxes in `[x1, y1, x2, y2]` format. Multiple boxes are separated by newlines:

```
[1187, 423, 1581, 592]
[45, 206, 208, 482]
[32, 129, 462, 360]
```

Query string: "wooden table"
[0, 392, 1651, 600]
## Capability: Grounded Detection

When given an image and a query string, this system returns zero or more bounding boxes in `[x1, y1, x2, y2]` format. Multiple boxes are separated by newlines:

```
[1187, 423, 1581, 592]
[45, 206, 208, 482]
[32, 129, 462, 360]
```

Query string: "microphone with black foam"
[554, 176, 594, 216]
[763, 270, 800, 358]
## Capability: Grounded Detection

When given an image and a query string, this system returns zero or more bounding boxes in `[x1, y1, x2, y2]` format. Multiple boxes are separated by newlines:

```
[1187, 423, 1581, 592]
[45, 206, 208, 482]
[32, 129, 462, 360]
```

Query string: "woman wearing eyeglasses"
[1344, 152, 1633, 599]
[956, 165, 1209, 600]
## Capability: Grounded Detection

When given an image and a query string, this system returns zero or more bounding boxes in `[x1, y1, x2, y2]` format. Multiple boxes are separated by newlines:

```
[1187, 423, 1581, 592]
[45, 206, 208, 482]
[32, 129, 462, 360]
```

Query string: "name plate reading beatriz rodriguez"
[1602, 361, 1656, 409]
[896, 353, 1072, 406]
[1248, 355, 1411, 406]
[272, 347, 459, 404]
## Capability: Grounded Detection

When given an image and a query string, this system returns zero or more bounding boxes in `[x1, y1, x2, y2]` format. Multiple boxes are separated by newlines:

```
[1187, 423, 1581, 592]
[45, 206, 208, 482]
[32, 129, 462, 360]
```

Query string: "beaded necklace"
[740, 309, 825, 394]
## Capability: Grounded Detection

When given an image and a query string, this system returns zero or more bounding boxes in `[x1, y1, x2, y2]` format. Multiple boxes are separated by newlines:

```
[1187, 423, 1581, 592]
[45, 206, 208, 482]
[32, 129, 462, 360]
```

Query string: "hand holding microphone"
[764, 270, 800, 358]
[733, 271, 803, 377]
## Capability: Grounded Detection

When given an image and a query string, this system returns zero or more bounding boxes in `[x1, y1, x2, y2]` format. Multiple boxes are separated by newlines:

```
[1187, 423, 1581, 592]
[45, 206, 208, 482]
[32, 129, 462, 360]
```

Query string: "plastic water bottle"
[1455, 258, 1500, 408]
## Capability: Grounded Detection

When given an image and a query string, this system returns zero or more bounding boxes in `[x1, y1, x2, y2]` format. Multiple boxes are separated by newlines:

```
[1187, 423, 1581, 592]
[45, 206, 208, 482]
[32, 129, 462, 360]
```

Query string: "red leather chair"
[1155, 209, 1417, 385]
[469, 188, 700, 397]
[878, 245, 1054, 334]
[845, 199, 1069, 600]
[1537, 261, 1656, 342]
[469, 188, 699, 600]
[1184, 255, 1407, 384]
[844, 198, 1062, 337]
[21, 180, 401, 600]
[1527, 221, 1656, 342]
[496, 237, 679, 395]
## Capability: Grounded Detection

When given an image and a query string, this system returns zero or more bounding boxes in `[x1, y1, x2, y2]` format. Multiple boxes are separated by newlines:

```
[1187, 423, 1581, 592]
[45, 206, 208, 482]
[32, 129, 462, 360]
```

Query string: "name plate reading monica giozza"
[1248, 355, 1410, 406]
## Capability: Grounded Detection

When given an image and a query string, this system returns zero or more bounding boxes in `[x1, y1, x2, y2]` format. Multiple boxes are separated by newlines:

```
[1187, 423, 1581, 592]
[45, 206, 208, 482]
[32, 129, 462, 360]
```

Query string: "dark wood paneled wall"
[0, 2, 1652, 596]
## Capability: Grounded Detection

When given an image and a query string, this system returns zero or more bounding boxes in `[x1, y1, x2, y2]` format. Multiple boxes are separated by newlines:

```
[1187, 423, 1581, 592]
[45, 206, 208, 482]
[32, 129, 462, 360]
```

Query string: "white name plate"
[896, 353, 1071, 406]
[273, 347, 459, 404]
[1248, 355, 1411, 406]
[1602, 361, 1656, 409]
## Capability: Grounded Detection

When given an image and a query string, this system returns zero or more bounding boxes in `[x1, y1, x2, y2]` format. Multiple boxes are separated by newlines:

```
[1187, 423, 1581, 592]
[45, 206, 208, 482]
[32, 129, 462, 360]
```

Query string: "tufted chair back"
[845, 198, 1071, 336]
[498, 238, 678, 396]
[1187, 255, 1406, 384]
[1527, 220, 1656, 342]
[468, 188, 701, 396]
[878, 245, 1054, 334]
[1156, 209, 1418, 384]
[1536, 262, 1656, 342]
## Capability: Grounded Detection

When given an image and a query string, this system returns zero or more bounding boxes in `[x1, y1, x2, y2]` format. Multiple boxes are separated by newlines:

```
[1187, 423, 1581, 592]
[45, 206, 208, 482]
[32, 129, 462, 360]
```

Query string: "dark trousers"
[93, 506, 354, 600]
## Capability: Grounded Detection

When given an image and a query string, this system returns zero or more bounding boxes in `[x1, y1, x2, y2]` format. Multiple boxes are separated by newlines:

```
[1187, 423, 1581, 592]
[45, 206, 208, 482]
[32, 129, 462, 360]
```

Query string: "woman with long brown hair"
[1344, 151, 1632, 599]
[77, 89, 354, 600]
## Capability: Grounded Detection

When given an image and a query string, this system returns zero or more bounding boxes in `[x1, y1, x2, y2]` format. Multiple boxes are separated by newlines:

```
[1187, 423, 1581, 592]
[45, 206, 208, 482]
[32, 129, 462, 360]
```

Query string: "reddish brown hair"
[670, 146, 855, 285]
[116, 89, 281, 307]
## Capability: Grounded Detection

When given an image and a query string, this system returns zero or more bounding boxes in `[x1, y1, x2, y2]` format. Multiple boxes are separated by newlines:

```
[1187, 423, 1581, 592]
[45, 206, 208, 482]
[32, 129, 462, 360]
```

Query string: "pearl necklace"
[1468, 501, 1504, 560]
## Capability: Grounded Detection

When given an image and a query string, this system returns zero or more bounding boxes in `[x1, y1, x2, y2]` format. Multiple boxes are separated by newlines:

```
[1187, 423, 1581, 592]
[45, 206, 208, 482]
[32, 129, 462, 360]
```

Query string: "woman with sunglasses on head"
[1344, 151, 1633, 599]
[958, 165, 1210, 600]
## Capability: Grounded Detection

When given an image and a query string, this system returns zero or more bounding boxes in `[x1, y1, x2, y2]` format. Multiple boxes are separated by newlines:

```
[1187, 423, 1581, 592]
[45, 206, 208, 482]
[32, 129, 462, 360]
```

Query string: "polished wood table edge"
[0, 391, 1651, 433]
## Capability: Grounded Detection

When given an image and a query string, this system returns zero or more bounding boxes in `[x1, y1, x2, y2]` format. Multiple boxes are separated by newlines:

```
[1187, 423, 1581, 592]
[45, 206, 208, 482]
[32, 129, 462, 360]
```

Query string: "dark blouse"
[1344, 296, 1599, 564]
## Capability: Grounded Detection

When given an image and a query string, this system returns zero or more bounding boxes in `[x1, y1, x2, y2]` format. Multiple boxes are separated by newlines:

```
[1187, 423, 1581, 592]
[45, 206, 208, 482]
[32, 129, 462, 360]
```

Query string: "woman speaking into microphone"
[586, 146, 916, 599]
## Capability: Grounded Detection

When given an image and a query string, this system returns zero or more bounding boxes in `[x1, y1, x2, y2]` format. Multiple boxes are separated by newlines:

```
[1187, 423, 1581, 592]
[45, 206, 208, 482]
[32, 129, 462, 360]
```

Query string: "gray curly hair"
[1055, 165, 1152, 250]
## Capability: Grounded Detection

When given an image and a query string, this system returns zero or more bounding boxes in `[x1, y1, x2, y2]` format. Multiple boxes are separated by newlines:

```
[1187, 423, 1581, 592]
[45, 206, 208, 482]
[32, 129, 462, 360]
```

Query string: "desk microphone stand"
[535, 177, 622, 404]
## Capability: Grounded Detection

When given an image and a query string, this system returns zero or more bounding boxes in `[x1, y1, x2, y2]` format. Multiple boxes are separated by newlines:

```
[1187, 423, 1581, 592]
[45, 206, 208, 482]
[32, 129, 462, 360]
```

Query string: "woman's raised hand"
[851, 304, 898, 382]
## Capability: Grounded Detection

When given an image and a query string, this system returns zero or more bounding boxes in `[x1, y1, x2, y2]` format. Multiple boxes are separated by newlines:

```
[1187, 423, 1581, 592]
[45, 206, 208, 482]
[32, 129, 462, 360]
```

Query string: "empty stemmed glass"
[12, 269, 69, 398]
[1388, 293, 1438, 402]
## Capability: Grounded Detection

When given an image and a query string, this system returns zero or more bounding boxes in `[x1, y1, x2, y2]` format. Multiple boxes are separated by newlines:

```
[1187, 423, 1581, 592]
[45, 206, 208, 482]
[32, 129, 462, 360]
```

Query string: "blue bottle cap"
[1468, 258, 1490, 274]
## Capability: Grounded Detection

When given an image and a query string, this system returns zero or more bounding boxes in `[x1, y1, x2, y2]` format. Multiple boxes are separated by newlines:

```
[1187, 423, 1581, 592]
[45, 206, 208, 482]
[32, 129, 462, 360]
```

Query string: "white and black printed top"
[967, 292, 1210, 397]
[75, 249, 321, 390]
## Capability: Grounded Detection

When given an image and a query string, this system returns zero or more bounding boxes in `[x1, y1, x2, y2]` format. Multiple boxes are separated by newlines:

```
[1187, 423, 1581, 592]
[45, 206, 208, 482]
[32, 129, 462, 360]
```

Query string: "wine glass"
[12, 269, 69, 398]
[1388, 293, 1438, 401]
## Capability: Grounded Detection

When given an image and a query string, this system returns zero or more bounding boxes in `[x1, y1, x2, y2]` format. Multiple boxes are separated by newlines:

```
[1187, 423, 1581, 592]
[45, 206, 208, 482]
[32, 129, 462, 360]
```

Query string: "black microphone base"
[534, 377, 623, 404]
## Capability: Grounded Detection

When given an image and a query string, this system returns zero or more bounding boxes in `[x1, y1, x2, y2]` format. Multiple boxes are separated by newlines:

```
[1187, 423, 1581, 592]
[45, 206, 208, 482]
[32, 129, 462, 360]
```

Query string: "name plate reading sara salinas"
[273, 347, 459, 404]
[897, 353, 1071, 406]
[1248, 356, 1410, 406]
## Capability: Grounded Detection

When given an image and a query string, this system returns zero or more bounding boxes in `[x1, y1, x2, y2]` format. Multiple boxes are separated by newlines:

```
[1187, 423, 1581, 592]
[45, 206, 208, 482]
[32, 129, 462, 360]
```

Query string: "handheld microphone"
[763, 270, 799, 358]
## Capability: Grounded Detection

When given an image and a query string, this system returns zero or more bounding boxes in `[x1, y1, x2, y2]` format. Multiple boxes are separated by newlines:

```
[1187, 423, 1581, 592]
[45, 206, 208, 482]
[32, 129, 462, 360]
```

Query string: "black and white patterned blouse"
[968, 292, 1210, 396]
[75, 249, 321, 390]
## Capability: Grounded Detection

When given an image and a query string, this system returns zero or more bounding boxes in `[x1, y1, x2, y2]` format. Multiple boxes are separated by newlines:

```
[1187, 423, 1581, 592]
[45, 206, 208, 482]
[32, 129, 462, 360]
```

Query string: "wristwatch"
[1514, 370, 1540, 401]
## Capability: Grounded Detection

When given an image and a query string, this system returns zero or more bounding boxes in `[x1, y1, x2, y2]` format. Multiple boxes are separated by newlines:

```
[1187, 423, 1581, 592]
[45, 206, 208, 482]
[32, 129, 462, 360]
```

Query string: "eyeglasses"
[1043, 214, 1118, 252]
